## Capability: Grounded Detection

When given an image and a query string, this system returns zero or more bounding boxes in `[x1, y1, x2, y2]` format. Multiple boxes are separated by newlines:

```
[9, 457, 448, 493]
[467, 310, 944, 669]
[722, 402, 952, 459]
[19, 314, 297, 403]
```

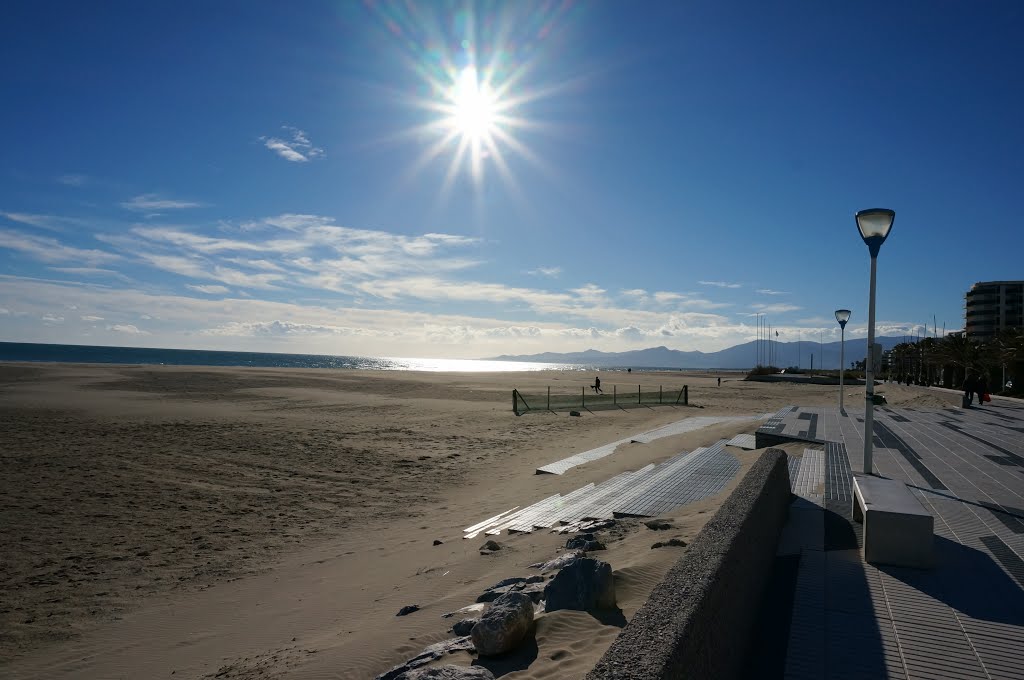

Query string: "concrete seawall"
[587, 448, 791, 680]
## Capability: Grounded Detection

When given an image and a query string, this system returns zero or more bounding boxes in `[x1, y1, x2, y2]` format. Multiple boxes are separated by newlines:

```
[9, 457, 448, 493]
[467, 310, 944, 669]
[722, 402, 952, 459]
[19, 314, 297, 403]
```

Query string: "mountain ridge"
[485, 336, 913, 369]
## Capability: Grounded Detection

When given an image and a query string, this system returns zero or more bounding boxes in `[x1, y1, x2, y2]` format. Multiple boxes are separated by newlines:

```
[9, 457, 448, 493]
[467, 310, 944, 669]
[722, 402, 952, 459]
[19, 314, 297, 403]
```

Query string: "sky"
[1, 1, 1022, 359]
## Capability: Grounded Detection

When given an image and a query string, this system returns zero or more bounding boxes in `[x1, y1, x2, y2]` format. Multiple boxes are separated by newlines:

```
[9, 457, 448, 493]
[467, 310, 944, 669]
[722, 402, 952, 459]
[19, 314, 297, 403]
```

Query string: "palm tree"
[934, 333, 982, 388]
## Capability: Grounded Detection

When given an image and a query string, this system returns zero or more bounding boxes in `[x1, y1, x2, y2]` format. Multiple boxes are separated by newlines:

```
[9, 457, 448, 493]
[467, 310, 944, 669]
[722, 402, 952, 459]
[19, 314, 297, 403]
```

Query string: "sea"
[0, 342, 592, 373]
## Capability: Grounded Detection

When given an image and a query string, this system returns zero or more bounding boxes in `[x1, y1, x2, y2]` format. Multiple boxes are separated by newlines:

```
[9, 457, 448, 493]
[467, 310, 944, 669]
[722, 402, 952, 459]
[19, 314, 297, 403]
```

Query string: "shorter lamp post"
[835, 309, 851, 412]
[856, 208, 895, 475]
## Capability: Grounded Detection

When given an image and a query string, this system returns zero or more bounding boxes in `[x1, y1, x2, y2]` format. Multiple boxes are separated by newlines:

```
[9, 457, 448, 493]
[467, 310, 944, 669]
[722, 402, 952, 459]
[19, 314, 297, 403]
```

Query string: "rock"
[401, 665, 496, 680]
[529, 550, 583, 573]
[543, 557, 616, 612]
[375, 637, 476, 680]
[554, 519, 616, 535]
[518, 582, 546, 604]
[451, 617, 479, 636]
[651, 538, 687, 549]
[479, 540, 502, 555]
[489, 576, 527, 589]
[565, 534, 606, 551]
[397, 604, 420, 616]
[524, 574, 545, 584]
[569, 411, 581, 417]
[433, 539, 444, 546]
[470, 592, 535, 657]
[644, 519, 673, 531]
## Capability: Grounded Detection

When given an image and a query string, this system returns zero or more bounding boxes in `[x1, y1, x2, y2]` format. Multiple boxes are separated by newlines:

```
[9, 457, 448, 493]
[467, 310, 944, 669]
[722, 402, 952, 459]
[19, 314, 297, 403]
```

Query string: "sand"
[0, 363, 958, 678]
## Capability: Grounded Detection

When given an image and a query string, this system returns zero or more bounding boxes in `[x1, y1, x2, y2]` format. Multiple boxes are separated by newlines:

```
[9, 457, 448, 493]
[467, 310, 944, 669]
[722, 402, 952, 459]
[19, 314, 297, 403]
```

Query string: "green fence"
[513, 385, 688, 415]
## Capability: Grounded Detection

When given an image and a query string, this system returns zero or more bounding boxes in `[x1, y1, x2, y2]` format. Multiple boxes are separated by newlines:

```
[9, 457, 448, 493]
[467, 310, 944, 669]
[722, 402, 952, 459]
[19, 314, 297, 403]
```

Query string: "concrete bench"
[852, 475, 933, 568]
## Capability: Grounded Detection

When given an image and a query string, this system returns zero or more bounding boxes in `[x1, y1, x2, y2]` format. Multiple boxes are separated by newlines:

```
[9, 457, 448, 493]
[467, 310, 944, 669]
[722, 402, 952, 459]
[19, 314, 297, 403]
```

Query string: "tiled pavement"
[750, 399, 1024, 679]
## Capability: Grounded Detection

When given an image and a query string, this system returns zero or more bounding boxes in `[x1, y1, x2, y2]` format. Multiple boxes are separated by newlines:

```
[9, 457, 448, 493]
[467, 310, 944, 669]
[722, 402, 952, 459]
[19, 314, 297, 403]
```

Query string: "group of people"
[962, 373, 990, 407]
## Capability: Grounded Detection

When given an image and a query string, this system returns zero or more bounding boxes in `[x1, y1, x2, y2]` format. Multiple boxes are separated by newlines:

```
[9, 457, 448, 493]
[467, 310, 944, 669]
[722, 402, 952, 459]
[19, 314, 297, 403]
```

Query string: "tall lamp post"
[835, 309, 851, 412]
[856, 208, 895, 475]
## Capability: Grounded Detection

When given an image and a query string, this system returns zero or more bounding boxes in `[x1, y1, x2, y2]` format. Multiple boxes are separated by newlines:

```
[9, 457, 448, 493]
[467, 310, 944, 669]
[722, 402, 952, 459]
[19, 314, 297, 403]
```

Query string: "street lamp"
[856, 208, 895, 475]
[835, 309, 851, 412]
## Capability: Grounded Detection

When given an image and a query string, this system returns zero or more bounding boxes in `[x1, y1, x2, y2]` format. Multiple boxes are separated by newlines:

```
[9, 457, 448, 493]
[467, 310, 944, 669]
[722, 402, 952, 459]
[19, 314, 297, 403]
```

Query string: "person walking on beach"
[976, 374, 989, 407]
[963, 374, 976, 406]
[593, 376, 603, 393]
[717, 377, 721, 387]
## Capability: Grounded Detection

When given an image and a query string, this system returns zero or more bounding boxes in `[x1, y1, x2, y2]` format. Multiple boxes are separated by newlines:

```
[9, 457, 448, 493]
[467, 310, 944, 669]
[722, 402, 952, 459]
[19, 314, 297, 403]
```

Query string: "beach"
[0, 363, 958, 678]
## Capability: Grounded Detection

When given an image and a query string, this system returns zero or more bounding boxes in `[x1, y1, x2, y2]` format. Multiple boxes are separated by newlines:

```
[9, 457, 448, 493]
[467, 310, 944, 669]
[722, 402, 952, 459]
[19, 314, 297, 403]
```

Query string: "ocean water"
[0, 342, 588, 373]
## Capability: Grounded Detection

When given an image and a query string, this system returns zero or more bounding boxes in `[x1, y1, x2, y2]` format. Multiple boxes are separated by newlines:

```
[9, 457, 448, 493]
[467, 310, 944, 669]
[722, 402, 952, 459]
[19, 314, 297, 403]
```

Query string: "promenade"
[746, 399, 1024, 679]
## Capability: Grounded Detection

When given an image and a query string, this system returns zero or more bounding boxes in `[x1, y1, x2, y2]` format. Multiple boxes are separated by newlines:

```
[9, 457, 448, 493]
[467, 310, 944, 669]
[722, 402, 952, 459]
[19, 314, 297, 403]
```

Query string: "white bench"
[852, 475, 933, 569]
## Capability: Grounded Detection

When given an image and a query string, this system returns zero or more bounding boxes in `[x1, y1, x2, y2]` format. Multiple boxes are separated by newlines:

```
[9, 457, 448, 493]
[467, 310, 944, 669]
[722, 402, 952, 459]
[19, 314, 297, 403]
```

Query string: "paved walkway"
[747, 400, 1024, 679]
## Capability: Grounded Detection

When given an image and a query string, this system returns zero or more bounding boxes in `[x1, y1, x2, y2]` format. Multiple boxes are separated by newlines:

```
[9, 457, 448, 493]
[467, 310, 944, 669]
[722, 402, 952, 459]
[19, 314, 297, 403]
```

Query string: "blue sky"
[1, 1, 1022, 358]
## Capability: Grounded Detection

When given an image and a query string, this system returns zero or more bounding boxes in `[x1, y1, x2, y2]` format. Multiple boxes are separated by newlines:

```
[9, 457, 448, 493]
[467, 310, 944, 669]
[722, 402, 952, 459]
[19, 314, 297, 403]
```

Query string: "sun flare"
[447, 67, 498, 142]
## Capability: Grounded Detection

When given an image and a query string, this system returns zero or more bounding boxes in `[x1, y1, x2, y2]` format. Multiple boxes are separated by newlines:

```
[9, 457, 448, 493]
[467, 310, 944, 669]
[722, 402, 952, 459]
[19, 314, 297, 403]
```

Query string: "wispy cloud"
[49, 267, 129, 281]
[756, 289, 788, 295]
[526, 266, 562, 277]
[57, 174, 89, 187]
[751, 303, 802, 313]
[107, 324, 148, 335]
[261, 126, 324, 162]
[186, 284, 230, 295]
[121, 194, 203, 211]
[81, 315, 104, 321]
[0, 230, 121, 265]
[698, 280, 741, 289]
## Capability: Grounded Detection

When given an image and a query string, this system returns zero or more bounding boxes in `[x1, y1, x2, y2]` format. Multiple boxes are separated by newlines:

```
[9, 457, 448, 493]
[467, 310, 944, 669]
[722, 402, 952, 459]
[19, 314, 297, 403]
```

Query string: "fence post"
[638, 384, 641, 404]
[684, 385, 688, 405]
[582, 386, 585, 409]
[660, 386, 663, 403]
[613, 385, 616, 405]
[547, 386, 550, 411]
[513, 389, 519, 416]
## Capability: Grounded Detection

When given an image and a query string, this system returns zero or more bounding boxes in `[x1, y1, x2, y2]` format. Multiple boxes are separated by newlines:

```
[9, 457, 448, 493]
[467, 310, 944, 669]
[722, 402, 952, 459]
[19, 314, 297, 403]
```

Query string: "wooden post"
[547, 386, 550, 411]
[582, 386, 585, 409]
[513, 389, 520, 416]
[684, 385, 688, 405]
[613, 384, 616, 405]
[660, 386, 663, 403]
[638, 384, 641, 404]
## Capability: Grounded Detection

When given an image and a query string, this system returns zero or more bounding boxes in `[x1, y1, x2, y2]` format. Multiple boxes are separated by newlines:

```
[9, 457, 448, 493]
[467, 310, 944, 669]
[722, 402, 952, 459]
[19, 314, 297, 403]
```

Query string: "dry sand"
[0, 363, 958, 678]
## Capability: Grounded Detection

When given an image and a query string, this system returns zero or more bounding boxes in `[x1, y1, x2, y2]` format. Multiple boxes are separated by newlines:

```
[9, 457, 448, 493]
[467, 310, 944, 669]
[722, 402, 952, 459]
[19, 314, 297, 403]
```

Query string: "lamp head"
[855, 208, 895, 257]
[835, 309, 851, 328]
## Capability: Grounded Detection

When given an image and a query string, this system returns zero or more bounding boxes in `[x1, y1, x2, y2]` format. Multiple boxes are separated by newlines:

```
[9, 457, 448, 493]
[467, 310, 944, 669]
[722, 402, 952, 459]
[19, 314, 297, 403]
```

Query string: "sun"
[447, 67, 498, 142]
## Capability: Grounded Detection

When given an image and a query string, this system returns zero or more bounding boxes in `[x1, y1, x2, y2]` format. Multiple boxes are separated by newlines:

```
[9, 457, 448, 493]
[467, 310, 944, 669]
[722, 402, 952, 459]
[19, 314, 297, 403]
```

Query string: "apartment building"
[964, 280, 1024, 340]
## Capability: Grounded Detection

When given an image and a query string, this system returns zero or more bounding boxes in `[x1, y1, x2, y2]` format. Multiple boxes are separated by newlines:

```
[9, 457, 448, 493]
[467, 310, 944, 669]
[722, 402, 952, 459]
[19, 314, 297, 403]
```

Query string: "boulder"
[470, 592, 534, 657]
[569, 411, 581, 417]
[651, 538, 687, 549]
[375, 637, 476, 680]
[396, 604, 420, 616]
[433, 539, 444, 546]
[479, 540, 502, 555]
[452, 617, 479, 636]
[401, 665, 495, 679]
[529, 550, 583, 573]
[543, 557, 616, 612]
[441, 603, 485, 619]
[565, 533, 605, 551]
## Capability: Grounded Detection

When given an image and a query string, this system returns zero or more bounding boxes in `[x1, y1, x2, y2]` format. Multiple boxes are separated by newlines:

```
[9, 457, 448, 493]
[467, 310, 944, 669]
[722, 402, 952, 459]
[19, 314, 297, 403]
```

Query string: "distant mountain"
[486, 336, 911, 370]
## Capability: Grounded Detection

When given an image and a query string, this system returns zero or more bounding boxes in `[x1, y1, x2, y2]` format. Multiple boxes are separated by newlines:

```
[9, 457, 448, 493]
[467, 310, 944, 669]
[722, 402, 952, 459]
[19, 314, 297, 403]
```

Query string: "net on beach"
[513, 386, 687, 415]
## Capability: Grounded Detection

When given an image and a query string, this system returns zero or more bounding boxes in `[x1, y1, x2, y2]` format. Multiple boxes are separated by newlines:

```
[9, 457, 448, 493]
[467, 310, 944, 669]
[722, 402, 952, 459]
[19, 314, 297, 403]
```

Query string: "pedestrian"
[717, 377, 721, 387]
[976, 374, 989, 407]
[593, 376, 603, 393]
[962, 374, 976, 406]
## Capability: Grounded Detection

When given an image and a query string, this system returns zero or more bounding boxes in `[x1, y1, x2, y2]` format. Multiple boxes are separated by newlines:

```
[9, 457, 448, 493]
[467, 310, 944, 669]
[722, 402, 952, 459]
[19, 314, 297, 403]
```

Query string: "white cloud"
[121, 194, 203, 211]
[698, 280, 742, 289]
[186, 284, 230, 295]
[0, 230, 121, 265]
[0, 308, 9, 315]
[756, 289, 788, 295]
[751, 303, 802, 313]
[41, 313, 64, 323]
[107, 324, 148, 335]
[261, 126, 324, 162]
[526, 266, 561, 277]
[49, 267, 129, 281]
[81, 315, 104, 321]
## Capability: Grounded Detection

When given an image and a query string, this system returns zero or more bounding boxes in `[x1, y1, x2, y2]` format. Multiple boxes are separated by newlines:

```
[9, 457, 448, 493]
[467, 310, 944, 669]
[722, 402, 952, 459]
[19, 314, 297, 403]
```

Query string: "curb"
[586, 448, 792, 680]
